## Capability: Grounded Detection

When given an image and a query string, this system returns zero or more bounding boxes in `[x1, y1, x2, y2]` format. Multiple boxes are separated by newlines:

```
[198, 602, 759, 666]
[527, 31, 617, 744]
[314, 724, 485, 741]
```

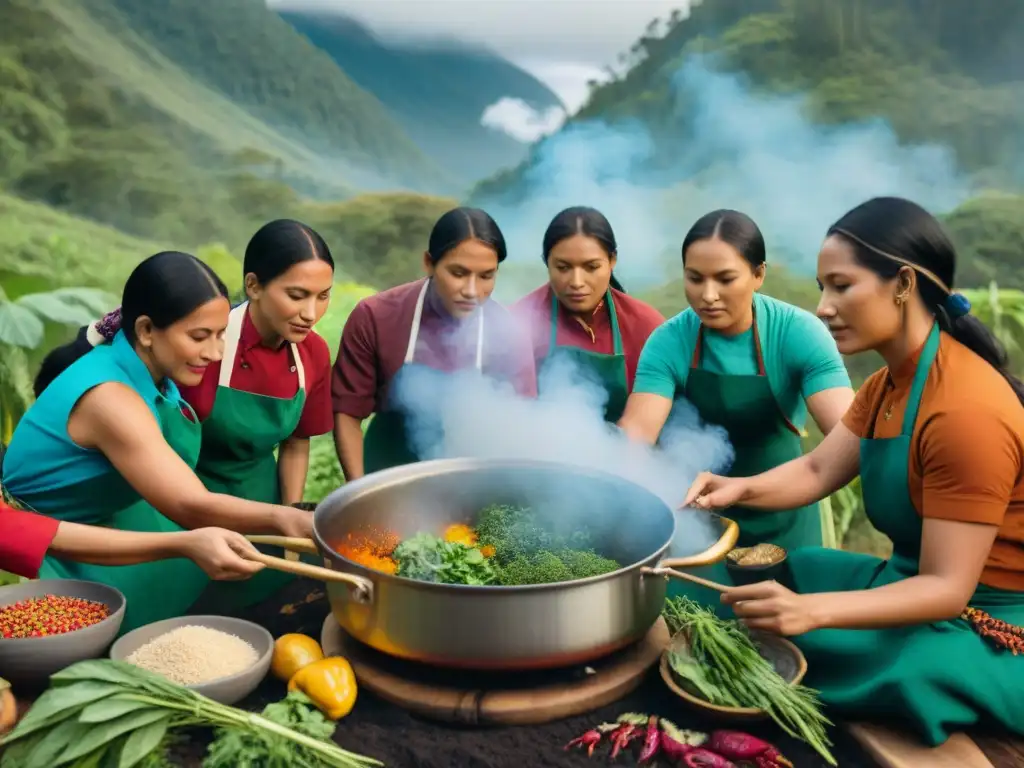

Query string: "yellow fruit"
[271, 633, 325, 682]
[288, 657, 358, 720]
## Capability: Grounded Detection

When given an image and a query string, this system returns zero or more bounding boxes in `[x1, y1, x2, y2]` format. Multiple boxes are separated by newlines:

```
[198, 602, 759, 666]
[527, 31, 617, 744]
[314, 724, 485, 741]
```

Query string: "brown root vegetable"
[0, 677, 16, 736]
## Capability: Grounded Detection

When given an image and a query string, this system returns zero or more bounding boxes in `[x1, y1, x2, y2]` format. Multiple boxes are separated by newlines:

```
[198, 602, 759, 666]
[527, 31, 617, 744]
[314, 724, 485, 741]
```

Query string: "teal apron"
[192, 302, 310, 610]
[363, 279, 484, 474]
[539, 289, 628, 423]
[670, 311, 822, 612]
[785, 324, 1024, 745]
[36, 396, 210, 635]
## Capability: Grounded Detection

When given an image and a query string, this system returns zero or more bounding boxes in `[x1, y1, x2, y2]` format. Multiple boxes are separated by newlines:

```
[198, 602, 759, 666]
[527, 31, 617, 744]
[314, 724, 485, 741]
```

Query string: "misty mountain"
[279, 10, 565, 183]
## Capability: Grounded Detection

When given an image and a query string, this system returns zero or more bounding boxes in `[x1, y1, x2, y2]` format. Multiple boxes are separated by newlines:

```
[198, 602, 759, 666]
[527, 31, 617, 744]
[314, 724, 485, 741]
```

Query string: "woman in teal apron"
[2, 252, 311, 634]
[179, 219, 336, 609]
[687, 196, 1024, 744]
[619, 210, 854, 612]
[511, 207, 664, 423]
[332, 207, 537, 480]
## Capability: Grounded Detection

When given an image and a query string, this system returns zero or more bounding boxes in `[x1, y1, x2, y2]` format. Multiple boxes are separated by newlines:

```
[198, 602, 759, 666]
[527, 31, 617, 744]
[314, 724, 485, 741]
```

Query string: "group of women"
[0, 195, 1021, 747]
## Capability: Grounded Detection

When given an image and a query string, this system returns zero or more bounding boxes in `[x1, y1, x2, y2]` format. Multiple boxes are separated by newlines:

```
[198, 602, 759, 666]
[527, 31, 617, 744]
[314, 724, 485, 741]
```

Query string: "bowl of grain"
[0, 579, 126, 689]
[109, 616, 273, 705]
[724, 543, 788, 587]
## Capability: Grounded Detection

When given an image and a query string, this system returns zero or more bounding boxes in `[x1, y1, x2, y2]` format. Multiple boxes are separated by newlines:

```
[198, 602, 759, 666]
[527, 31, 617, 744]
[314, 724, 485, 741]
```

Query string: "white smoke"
[480, 97, 567, 143]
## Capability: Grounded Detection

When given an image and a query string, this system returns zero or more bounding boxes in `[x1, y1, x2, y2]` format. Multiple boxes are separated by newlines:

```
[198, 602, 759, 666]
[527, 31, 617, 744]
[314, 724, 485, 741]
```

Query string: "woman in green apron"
[178, 219, 335, 609]
[332, 207, 537, 480]
[2, 252, 312, 633]
[511, 207, 664, 423]
[686, 196, 1024, 744]
[619, 210, 853, 611]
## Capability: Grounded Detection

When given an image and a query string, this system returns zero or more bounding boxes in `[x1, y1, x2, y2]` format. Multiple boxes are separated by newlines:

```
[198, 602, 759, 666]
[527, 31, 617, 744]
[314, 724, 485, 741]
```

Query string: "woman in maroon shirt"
[511, 207, 665, 422]
[178, 219, 334, 608]
[0, 501, 263, 581]
[332, 207, 537, 479]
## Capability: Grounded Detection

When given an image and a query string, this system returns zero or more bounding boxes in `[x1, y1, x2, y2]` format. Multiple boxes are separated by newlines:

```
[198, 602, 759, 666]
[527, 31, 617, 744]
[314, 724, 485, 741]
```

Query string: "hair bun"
[944, 292, 971, 320]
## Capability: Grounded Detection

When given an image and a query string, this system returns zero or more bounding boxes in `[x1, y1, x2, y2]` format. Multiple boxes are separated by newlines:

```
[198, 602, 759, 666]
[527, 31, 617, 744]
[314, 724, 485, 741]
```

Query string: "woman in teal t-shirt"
[618, 210, 854, 609]
[2, 251, 314, 633]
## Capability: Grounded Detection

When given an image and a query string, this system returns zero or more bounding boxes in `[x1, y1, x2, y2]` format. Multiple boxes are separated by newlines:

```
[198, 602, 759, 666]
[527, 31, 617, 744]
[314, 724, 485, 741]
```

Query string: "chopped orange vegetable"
[443, 523, 478, 547]
[480, 545, 496, 558]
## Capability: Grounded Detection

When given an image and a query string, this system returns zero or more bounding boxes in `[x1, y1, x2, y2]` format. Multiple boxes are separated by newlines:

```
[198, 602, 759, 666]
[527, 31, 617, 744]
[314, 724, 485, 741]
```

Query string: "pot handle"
[246, 535, 320, 556]
[242, 551, 374, 604]
[657, 514, 739, 569]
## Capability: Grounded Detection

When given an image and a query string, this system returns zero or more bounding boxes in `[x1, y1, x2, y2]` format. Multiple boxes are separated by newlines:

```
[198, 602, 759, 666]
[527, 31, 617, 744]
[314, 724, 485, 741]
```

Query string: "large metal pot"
[253, 458, 738, 671]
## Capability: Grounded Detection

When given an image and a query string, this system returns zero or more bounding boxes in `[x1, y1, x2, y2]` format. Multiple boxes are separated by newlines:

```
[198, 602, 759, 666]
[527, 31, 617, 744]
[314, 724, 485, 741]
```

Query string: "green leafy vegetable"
[662, 597, 836, 766]
[393, 532, 499, 585]
[497, 548, 620, 585]
[0, 660, 381, 768]
[474, 504, 591, 563]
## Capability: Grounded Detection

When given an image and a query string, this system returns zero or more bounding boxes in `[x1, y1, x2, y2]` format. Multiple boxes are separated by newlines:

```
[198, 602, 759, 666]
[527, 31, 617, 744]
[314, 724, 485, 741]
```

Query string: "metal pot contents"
[251, 458, 738, 671]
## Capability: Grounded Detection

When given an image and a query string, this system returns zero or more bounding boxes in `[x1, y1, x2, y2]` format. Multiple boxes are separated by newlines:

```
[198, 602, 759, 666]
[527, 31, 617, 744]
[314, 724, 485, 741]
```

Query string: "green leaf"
[15, 292, 95, 326]
[0, 302, 43, 347]
[79, 696, 151, 724]
[0, 729, 47, 768]
[51, 660, 151, 688]
[56, 708, 168, 765]
[2, 682, 124, 744]
[117, 717, 170, 768]
[49, 288, 118, 316]
[21, 720, 94, 768]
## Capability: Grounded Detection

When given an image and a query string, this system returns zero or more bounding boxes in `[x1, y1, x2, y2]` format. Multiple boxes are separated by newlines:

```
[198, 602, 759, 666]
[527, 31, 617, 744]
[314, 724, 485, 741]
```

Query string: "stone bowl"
[0, 579, 126, 689]
[109, 615, 273, 705]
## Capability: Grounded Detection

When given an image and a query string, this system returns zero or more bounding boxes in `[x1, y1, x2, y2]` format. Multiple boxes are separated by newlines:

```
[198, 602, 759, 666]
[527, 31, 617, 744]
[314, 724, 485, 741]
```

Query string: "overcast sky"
[270, 0, 689, 111]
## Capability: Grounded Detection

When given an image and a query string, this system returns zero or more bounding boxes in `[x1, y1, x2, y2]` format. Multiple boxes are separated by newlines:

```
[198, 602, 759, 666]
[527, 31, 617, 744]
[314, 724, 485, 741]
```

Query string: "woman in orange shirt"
[685, 196, 1024, 745]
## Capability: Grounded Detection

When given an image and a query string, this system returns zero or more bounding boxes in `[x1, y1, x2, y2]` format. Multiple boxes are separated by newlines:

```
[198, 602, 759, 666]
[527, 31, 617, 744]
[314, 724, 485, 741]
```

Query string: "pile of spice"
[0, 594, 110, 638]
[727, 542, 787, 567]
[125, 625, 259, 685]
[334, 530, 400, 574]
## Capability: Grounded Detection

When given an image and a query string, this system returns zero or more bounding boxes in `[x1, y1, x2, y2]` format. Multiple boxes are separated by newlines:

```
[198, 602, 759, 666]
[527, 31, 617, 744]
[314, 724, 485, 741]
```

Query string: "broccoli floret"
[556, 549, 621, 578]
[497, 551, 571, 585]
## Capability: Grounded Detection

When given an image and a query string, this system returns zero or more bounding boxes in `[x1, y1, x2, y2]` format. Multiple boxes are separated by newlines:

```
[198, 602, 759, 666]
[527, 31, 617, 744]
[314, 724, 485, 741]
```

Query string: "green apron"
[363, 279, 484, 474]
[192, 302, 309, 611]
[786, 324, 1024, 745]
[37, 396, 210, 635]
[670, 311, 822, 611]
[539, 289, 629, 423]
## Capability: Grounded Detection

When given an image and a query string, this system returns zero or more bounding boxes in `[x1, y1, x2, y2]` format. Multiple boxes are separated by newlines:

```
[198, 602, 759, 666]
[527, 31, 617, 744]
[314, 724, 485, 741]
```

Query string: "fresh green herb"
[662, 597, 836, 766]
[393, 532, 499, 585]
[204, 691, 339, 768]
[474, 504, 592, 564]
[497, 549, 620, 585]
[0, 660, 380, 768]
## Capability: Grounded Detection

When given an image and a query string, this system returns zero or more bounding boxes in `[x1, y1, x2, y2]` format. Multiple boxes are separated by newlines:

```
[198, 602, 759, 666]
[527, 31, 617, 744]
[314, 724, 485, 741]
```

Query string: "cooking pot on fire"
[249, 458, 738, 671]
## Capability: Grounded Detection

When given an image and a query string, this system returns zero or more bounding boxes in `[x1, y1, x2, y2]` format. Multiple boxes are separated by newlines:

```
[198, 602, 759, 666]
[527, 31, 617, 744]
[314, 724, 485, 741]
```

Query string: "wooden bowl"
[724, 545, 788, 587]
[659, 628, 807, 720]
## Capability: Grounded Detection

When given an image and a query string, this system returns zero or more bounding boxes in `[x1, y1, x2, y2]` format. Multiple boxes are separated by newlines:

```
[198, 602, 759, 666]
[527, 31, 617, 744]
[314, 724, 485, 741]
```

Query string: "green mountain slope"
[279, 10, 564, 182]
[75, 0, 450, 191]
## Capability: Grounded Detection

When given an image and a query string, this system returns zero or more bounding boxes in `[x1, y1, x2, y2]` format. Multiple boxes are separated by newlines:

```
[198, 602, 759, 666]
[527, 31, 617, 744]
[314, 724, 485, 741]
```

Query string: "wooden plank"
[847, 723, 995, 768]
[972, 733, 1024, 768]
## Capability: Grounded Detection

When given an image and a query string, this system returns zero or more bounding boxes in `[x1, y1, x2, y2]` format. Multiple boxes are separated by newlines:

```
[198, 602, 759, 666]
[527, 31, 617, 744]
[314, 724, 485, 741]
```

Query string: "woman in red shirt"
[511, 207, 665, 422]
[178, 219, 335, 609]
[0, 501, 263, 581]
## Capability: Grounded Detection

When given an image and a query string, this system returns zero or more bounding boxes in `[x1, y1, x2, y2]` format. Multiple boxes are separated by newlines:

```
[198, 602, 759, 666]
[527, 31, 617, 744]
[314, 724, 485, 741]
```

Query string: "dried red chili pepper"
[707, 730, 792, 768]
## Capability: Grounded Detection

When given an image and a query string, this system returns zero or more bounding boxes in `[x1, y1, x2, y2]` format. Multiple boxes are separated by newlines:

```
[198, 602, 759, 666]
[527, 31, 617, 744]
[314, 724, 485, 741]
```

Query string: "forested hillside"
[280, 10, 564, 182]
[472, 0, 1024, 287]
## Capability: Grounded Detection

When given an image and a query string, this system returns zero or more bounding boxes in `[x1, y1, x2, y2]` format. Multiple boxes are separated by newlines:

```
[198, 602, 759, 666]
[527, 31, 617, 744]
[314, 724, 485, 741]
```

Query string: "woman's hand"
[722, 581, 823, 636]
[178, 528, 265, 581]
[683, 472, 749, 510]
[273, 505, 314, 539]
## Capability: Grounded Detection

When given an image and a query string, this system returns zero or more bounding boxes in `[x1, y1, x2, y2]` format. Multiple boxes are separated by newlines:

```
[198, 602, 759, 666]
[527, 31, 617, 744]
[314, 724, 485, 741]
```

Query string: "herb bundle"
[662, 597, 836, 766]
[0, 660, 380, 768]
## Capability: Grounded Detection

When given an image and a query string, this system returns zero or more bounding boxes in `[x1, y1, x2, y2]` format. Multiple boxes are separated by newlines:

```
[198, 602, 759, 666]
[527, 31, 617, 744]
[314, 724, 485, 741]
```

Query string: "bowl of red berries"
[0, 579, 126, 688]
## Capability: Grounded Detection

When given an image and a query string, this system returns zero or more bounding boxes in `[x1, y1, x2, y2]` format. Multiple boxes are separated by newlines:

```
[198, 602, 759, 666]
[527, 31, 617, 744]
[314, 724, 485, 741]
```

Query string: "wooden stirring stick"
[644, 565, 735, 593]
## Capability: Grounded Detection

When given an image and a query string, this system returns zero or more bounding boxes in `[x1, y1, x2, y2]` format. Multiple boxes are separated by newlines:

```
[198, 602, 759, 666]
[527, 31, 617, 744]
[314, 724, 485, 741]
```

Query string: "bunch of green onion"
[663, 597, 836, 766]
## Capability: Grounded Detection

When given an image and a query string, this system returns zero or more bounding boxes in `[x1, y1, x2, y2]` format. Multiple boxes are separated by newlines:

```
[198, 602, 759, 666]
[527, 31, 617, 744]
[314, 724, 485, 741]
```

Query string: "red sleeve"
[177, 364, 220, 422]
[331, 300, 380, 420]
[292, 333, 334, 438]
[0, 504, 59, 578]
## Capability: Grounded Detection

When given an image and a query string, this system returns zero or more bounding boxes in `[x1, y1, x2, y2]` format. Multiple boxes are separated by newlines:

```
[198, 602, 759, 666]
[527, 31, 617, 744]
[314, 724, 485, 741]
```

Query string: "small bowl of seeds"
[0, 579, 126, 689]
[724, 543, 788, 586]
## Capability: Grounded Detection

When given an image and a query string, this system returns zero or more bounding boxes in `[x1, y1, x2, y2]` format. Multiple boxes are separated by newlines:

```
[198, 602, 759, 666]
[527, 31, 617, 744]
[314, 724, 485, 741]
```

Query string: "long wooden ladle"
[243, 535, 735, 593]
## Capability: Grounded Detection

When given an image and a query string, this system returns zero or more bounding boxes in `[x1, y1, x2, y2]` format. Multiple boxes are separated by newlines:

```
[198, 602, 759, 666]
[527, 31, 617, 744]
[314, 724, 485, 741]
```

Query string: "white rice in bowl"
[125, 625, 259, 686]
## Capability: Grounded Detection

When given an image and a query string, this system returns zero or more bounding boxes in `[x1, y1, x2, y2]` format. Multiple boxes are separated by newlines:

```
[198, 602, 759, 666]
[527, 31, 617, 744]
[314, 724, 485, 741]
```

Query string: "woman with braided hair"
[2, 251, 312, 633]
[685, 197, 1024, 744]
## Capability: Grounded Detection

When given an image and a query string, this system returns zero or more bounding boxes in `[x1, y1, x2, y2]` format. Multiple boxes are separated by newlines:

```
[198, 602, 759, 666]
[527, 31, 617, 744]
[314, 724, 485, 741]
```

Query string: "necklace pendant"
[883, 403, 894, 420]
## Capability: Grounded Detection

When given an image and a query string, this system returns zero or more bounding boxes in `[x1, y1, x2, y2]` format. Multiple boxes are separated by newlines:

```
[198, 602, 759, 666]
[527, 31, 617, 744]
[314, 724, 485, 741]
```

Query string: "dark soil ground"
[172, 578, 879, 768]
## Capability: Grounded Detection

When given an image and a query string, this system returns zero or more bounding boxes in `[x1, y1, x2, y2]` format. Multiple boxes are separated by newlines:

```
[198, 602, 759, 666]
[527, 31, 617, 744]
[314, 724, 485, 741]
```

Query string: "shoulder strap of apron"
[406, 279, 485, 372]
[899, 323, 940, 437]
[219, 302, 306, 390]
[549, 289, 623, 355]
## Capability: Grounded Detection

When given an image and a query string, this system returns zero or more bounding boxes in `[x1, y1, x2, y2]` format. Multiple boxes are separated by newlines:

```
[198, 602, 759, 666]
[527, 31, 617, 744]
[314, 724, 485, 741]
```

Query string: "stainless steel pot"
[252, 458, 738, 671]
